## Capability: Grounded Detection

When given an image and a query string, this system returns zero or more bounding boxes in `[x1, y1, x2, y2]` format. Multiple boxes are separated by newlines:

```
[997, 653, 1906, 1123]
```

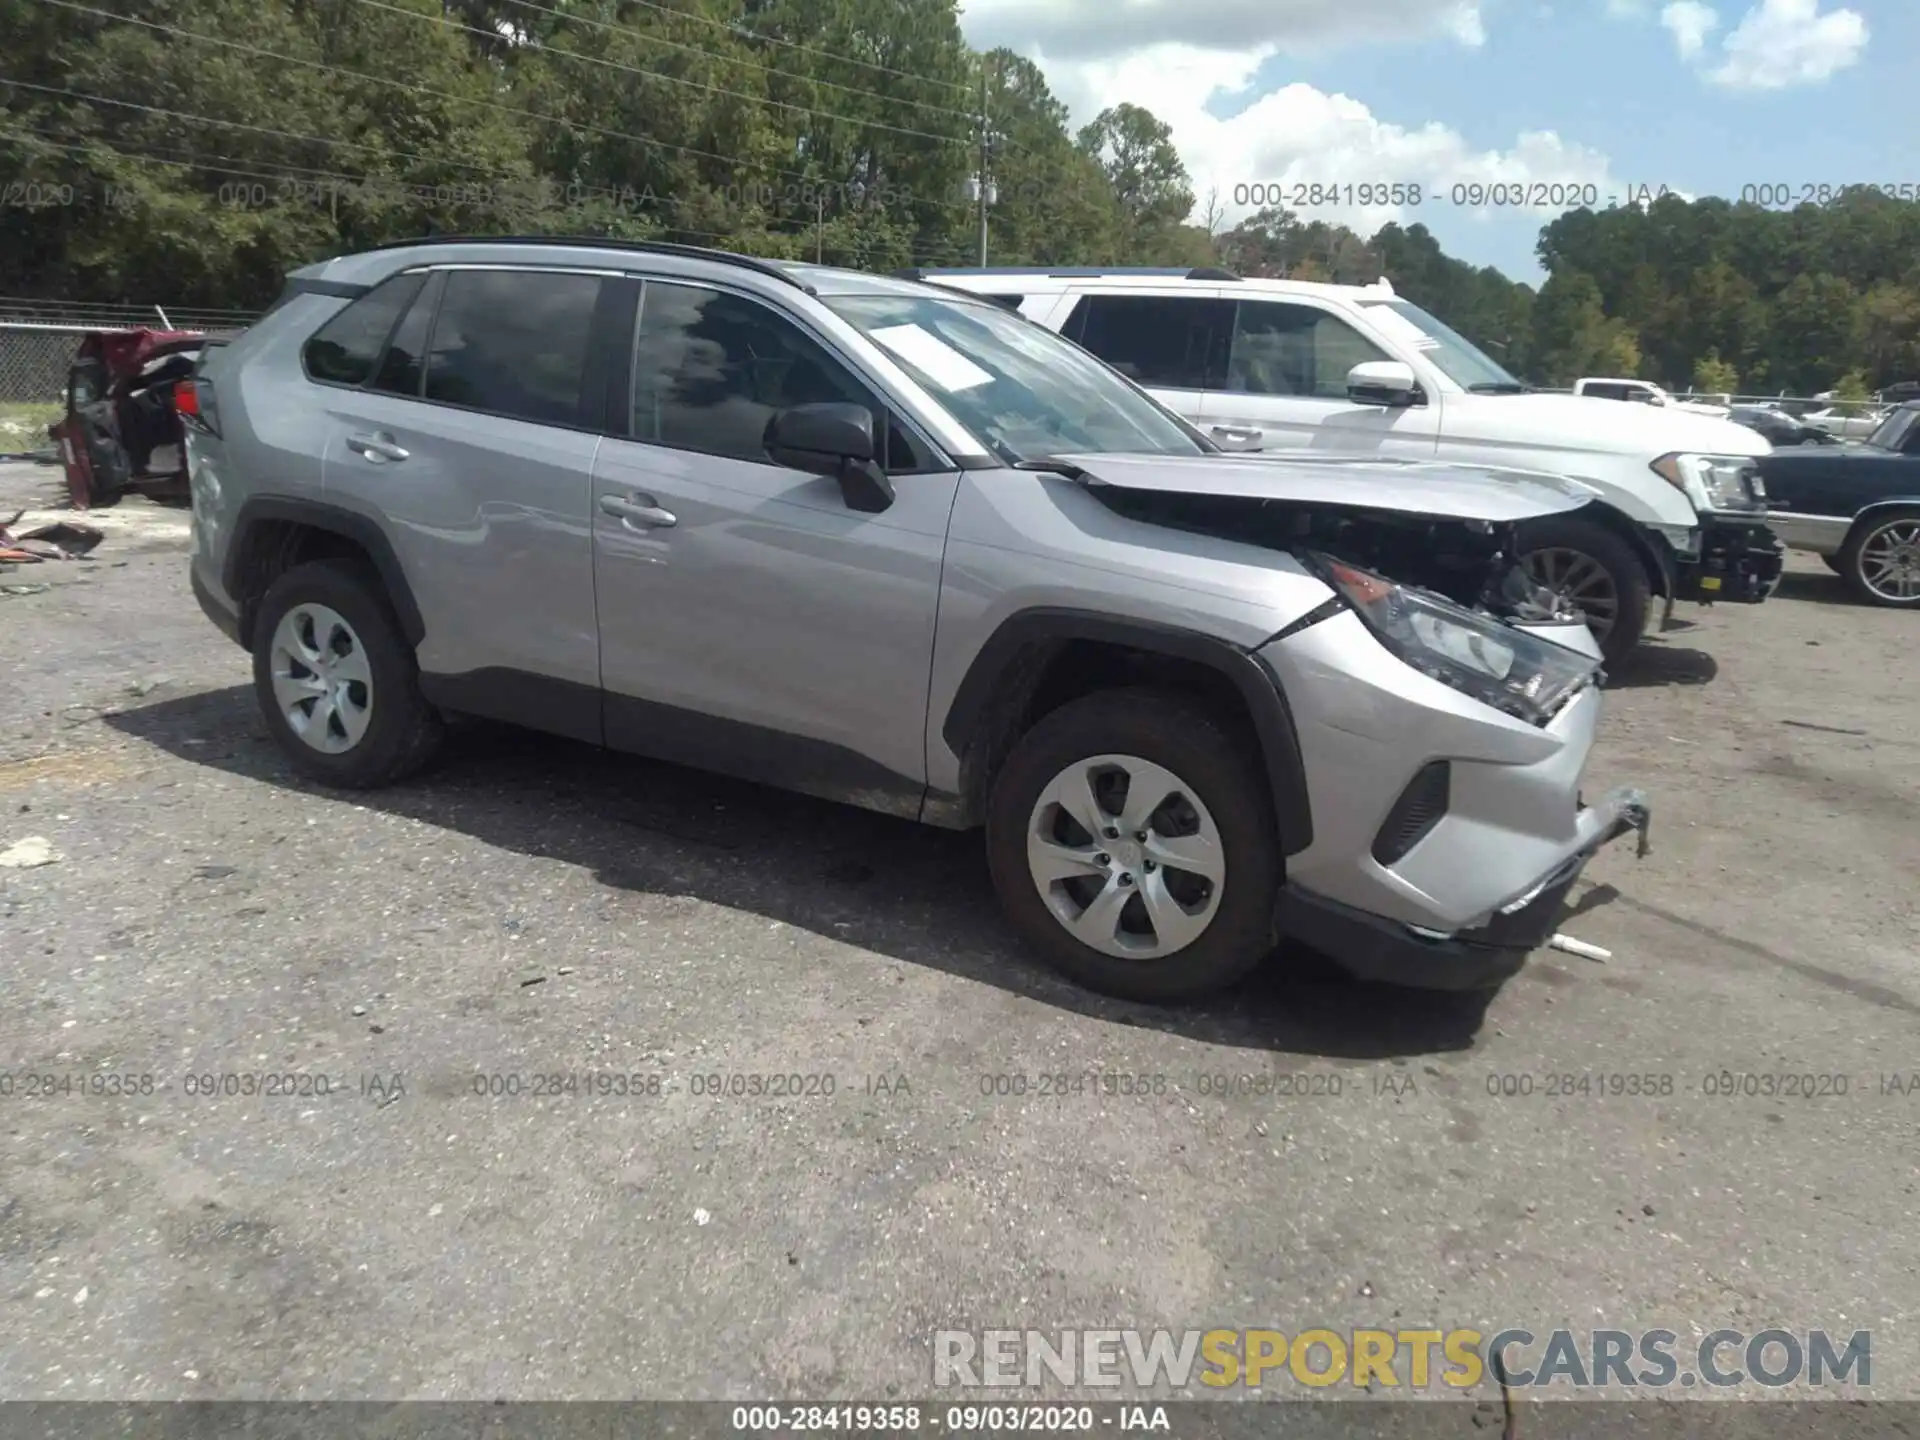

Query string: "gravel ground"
[2, 461, 1916, 1414]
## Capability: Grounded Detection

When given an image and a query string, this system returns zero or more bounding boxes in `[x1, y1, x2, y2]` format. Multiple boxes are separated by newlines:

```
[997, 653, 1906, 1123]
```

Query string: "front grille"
[1371, 760, 1451, 867]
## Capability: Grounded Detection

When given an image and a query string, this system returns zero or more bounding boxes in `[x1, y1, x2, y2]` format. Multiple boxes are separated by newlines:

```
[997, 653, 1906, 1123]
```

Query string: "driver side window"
[1228, 301, 1388, 399]
[631, 281, 924, 471]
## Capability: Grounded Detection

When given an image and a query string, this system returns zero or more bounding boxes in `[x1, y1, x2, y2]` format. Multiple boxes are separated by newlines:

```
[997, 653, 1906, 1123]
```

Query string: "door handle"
[346, 432, 409, 462]
[599, 492, 678, 528]
[1210, 425, 1262, 442]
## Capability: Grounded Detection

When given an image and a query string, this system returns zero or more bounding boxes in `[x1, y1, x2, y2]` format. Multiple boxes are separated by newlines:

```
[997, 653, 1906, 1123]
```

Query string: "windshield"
[822, 292, 1208, 464]
[1865, 407, 1918, 452]
[1354, 297, 1525, 392]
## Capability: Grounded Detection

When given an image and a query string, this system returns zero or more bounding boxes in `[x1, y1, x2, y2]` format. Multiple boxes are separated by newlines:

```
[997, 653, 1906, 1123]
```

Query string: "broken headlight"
[1308, 553, 1601, 725]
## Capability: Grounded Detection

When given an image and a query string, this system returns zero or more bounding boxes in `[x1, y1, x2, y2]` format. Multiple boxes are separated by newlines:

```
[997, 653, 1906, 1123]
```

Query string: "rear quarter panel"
[186, 297, 340, 613]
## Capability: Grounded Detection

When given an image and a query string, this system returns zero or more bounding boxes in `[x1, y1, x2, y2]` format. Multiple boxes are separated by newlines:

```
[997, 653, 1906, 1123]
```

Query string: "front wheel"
[1839, 509, 1920, 607]
[984, 687, 1283, 1004]
[1514, 517, 1652, 670]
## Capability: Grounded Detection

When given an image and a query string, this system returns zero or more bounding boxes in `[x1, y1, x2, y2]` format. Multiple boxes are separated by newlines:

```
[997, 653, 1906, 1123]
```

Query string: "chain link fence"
[0, 300, 259, 407]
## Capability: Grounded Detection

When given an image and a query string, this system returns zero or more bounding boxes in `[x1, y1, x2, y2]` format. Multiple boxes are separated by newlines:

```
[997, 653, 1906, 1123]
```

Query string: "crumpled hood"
[1448, 392, 1772, 459]
[1051, 451, 1599, 523]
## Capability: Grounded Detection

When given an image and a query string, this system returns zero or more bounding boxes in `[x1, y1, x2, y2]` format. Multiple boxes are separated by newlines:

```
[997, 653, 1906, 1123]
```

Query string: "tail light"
[176, 377, 219, 436]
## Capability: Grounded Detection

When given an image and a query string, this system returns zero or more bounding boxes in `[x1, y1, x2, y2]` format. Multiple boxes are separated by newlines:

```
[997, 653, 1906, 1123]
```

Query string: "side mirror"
[764, 402, 895, 513]
[1347, 360, 1419, 408]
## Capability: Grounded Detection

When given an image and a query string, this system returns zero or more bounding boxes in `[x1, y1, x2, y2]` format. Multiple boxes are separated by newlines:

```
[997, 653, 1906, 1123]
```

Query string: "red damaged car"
[47, 327, 208, 509]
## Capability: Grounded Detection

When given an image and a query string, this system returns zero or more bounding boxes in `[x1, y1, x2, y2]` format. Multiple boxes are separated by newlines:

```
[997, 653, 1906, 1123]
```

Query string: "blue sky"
[960, 0, 1891, 285]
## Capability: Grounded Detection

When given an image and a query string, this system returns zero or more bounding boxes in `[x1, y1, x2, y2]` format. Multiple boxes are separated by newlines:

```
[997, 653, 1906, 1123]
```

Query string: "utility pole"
[816, 189, 825, 263]
[977, 64, 990, 266]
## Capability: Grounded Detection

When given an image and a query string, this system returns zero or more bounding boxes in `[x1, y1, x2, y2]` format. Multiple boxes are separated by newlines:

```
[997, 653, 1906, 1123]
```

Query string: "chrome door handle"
[599, 493, 678, 528]
[1210, 425, 1261, 442]
[346, 432, 409, 462]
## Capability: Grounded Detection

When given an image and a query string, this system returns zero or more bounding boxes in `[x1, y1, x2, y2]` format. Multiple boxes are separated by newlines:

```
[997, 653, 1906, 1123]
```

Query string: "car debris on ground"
[0, 508, 105, 565]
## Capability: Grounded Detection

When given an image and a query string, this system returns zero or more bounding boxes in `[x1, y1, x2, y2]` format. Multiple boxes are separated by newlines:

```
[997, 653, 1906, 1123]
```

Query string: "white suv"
[909, 267, 1784, 667]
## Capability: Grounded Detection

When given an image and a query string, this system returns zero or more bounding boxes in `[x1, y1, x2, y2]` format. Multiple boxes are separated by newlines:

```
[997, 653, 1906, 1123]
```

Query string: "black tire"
[1820, 554, 1845, 575]
[1838, 508, 1920, 608]
[1514, 516, 1652, 670]
[984, 686, 1283, 1004]
[251, 558, 444, 788]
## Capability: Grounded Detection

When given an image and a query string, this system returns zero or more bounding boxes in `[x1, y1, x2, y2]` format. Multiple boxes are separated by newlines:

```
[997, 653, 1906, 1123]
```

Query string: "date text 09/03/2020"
[1229, 181, 1920, 211]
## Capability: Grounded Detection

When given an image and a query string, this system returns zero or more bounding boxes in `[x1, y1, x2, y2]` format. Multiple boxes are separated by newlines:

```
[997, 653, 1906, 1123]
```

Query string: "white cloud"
[961, 0, 1486, 64]
[1028, 43, 1620, 242]
[1659, 1, 1719, 57]
[1706, 0, 1868, 88]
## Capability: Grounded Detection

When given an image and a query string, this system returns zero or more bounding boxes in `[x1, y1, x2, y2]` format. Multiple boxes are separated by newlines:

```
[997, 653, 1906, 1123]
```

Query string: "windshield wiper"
[1467, 382, 1529, 394]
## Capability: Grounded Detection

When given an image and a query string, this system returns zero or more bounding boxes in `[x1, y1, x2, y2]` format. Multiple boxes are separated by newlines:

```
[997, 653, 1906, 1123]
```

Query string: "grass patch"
[0, 404, 63, 447]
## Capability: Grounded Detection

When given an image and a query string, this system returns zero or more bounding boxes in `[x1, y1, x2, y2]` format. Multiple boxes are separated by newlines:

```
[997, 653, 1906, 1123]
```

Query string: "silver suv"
[183, 237, 1649, 1003]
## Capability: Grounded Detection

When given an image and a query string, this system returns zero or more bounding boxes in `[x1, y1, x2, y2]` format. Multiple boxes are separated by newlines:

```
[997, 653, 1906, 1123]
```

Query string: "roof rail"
[902, 265, 1242, 282]
[358, 234, 810, 291]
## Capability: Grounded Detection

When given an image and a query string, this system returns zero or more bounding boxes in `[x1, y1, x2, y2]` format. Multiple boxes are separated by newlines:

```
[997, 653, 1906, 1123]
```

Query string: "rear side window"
[1060, 294, 1232, 390]
[423, 269, 605, 427]
[372, 271, 442, 398]
[302, 272, 427, 386]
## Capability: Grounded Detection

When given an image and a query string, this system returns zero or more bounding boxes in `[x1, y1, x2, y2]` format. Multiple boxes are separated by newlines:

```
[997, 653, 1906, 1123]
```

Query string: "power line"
[493, 0, 983, 124]
[0, 76, 535, 187]
[35, 0, 975, 210]
[503, 0, 975, 97]
[0, 126, 977, 265]
[353, 0, 970, 146]
[3, 117, 980, 248]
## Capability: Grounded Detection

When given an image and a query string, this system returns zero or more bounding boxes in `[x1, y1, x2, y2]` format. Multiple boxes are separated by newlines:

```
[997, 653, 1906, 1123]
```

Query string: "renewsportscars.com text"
[933, 1327, 1871, 1391]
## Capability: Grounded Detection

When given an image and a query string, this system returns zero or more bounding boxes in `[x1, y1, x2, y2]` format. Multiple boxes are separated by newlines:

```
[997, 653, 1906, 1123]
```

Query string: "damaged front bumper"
[1278, 786, 1652, 991]
[1673, 513, 1785, 606]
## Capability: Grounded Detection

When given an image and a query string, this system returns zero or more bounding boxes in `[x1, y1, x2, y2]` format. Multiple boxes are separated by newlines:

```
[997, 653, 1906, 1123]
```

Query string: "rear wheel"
[251, 559, 444, 787]
[1839, 509, 1920, 607]
[1820, 554, 1845, 576]
[1515, 516, 1652, 669]
[984, 687, 1282, 1004]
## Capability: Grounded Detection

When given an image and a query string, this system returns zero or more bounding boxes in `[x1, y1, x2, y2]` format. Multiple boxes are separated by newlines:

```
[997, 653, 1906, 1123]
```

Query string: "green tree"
[1075, 103, 1192, 260]
[1692, 350, 1740, 394]
[1532, 270, 1640, 385]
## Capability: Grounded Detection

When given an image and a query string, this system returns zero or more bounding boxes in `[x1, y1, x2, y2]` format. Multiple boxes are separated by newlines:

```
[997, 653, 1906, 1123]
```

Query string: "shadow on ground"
[1771, 570, 1862, 608]
[107, 686, 1506, 1063]
[1606, 638, 1719, 689]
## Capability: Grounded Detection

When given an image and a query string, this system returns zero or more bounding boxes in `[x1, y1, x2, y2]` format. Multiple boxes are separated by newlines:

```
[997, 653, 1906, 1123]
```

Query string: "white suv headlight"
[1651, 452, 1766, 512]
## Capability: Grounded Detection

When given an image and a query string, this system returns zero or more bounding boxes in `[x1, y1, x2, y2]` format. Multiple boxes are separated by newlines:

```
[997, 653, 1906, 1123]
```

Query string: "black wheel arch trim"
[1850, 497, 1920, 529]
[225, 496, 426, 650]
[941, 608, 1314, 855]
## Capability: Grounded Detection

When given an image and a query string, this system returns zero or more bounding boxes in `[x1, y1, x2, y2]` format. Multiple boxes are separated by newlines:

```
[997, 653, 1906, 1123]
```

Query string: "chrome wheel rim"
[1858, 520, 1920, 602]
[269, 603, 373, 753]
[1026, 753, 1225, 959]
[1520, 547, 1620, 641]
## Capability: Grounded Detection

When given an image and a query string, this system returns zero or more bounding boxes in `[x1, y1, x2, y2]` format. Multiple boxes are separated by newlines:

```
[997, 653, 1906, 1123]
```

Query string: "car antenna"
[153, 305, 172, 329]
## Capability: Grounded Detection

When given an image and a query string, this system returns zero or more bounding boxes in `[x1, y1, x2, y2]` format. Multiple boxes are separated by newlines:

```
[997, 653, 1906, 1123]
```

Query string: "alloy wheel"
[1857, 519, 1920, 602]
[1520, 546, 1620, 642]
[269, 602, 374, 753]
[1025, 753, 1225, 959]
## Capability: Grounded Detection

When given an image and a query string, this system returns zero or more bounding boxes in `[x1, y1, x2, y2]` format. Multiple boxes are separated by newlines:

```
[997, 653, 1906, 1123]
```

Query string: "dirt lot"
[2, 459, 1916, 1413]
